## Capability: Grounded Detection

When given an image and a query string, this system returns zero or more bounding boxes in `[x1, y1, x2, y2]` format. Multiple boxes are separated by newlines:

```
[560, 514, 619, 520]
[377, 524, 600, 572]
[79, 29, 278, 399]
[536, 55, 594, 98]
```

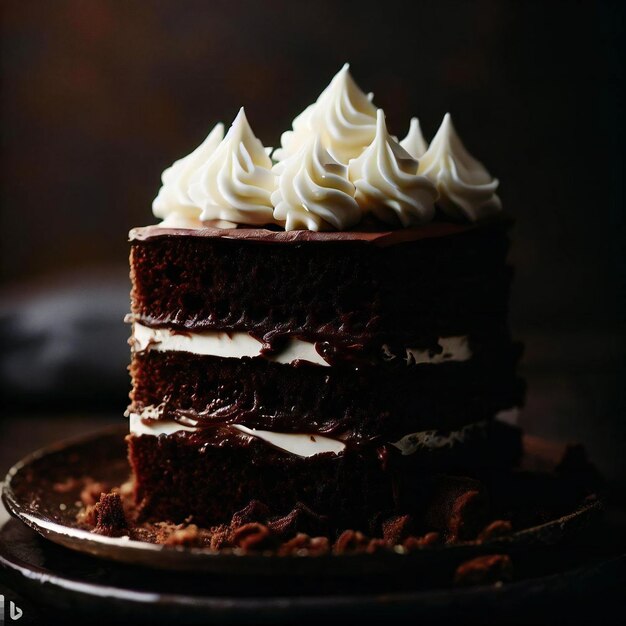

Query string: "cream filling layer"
[390, 420, 488, 456]
[383, 335, 471, 365]
[129, 412, 487, 458]
[128, 414, 345, 457]
[131, 322, 329, 367]
[132, 323, 471, 367]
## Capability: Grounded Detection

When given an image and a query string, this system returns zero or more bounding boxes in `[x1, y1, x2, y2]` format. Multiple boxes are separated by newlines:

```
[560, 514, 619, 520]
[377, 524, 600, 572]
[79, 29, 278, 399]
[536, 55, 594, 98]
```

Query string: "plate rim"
[2, 514, 622, 612]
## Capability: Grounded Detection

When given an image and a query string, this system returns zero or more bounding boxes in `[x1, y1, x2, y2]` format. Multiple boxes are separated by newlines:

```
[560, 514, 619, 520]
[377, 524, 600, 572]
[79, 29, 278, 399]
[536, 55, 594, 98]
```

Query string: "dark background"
[1, 1, 624, 487]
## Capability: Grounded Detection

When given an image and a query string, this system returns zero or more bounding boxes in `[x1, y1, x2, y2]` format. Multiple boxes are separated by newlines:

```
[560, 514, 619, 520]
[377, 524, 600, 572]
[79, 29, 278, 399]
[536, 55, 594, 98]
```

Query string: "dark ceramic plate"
[1, 517, 624, 625]
[1, 424, 602, 576]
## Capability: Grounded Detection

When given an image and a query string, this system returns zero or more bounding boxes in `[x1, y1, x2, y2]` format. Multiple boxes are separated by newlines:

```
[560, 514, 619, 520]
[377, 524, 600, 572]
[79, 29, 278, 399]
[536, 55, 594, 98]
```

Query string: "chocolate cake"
[126, 65, 524, 534]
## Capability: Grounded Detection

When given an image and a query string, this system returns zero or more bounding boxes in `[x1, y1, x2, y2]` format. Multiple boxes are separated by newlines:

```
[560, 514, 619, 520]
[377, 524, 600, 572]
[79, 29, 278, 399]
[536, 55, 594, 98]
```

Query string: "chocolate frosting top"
[129, 218, 514, 247]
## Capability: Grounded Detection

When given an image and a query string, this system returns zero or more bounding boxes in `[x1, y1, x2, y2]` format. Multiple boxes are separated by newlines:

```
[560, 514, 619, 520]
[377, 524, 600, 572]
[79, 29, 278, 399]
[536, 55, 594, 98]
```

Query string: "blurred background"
[0, 1, 624, 489]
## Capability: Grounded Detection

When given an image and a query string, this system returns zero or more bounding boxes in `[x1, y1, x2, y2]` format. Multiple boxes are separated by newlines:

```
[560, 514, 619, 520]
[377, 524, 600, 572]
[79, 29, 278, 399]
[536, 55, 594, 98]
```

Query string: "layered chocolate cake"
[126, 65, 524, 534]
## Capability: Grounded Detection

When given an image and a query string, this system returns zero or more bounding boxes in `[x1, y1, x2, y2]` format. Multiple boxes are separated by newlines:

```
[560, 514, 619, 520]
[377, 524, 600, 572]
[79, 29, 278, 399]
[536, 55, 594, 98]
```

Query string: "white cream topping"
[271, 137, 361, 231]
[131, 322, 329, 366]
[273, 64, 378, 165]
[418, 113, 502, 221]
[152, 123, 225, 228]
[187, 108, 277, 225]
[148, 69, 502, 231]
[128, 414, 345, 457]
[391, 420, 488, 456]
[400, 117, 429, 159]
[348, 110, 438, 227]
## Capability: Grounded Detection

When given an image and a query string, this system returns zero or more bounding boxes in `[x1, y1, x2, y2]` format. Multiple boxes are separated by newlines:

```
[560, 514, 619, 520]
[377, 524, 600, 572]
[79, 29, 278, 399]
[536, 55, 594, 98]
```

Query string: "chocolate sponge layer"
[129, 220, 513, 351]
[129, 341, 524, 442]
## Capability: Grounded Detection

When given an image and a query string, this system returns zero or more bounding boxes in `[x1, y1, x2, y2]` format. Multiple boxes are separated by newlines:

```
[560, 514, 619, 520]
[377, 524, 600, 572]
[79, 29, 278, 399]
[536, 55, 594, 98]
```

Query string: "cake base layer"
[127, 422, 522, 530]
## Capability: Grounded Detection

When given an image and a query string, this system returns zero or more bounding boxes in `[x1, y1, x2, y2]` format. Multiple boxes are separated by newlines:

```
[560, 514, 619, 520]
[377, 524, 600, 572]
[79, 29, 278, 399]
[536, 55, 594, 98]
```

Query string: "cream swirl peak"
[400, 117, 429, 159]
[271, 137, 361, 231]
[348, 109, 438, 227]
[152, 122, 225, 227]
[273, 63, 377, 164]
[187, 108, 277, 226]
[418, 113, 502, 221]
[150, 68, 503, 231]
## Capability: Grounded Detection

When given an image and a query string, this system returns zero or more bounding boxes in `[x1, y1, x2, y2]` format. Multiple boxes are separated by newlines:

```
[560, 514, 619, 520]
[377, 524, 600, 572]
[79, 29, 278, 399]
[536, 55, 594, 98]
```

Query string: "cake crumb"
[278, 533, 330, 556]
[231, 522, 274, 551]
[382, 514, 414, 545]
[478, 519, 513, 542]
[403, 531, 441, 551]
[365, 538, 388, 554]
[209, 524, 233, 550]
[92, 492, 128, 537]
[447, 490, 488, 543]
[333, 529, 370, 554]
[454, 554, 513, 586]
[164, 524, 200, 546]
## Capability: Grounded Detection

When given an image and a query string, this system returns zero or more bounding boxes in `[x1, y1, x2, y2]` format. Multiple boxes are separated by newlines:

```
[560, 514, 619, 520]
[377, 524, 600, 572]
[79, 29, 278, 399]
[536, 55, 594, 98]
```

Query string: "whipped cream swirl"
[149, 68, 503, 231]
[348, 110, 438, 227]
[188, 108, 276, 225]
[271, 137, 361, 231]
[273, 63, 377, 165]
[152, 123, 224, 228]
[418, 113, 502, 221]
[400, 117, 429, 159]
